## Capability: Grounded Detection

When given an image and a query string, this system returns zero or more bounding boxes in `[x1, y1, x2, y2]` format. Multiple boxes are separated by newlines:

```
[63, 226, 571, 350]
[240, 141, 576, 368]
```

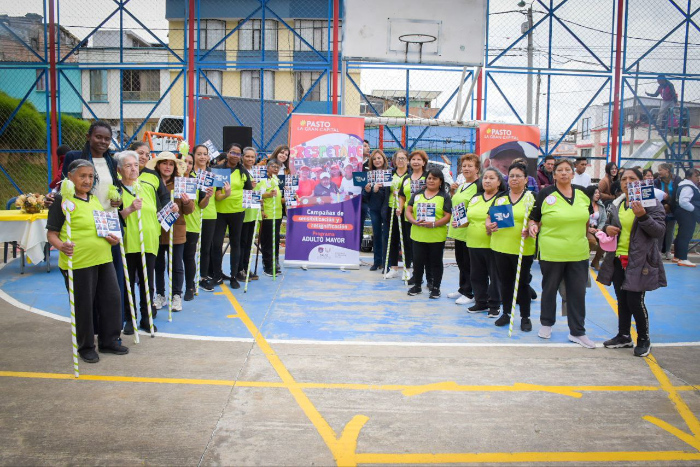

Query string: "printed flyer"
[285, 113, 364, 268]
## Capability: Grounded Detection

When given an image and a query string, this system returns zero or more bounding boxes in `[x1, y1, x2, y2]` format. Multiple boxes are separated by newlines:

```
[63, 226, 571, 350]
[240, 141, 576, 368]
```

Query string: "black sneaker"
[80, 349, 99, 363]
[184, 288, 195, 301]
[235, 272, 247, 282]
[487, 308, 500, 319]
[467, 304, 488, 313]
[222, 272, 231, 281]
[634, 339, 651, 357]
[229, 278, 241, 289]
[212, 277, 224, 286]
[369, 264, 379, 271]
[429, 288, 441, 299]
[248, 273, 259, 280]
[98, 344, 129, 355]
[199, 280, 214, 292]
[407, 277, 417, 286]
[603, 334, 633, 349]
[530, 287, 538, 300]
[494, 313, 510, 327]
[407, 285, 422, 296]
[263, 268, 273, 277]
[139, 321, 157, 333]
[123, 321, 134, 336]
[521, 317, 533, 332]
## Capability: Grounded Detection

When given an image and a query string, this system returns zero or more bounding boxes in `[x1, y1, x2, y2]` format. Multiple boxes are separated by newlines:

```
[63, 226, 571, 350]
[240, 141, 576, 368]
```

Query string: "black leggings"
[125, 251, 156, 322]
[199, 218, 216, 279]
[212, 212, 244, 281]
[454, 240, 473, 298]
[387, 213, 413, 268]
[60, 263, 122, 353]
[183, 231, 199, 291]
[540, 259, 588, 336]
[673, 208, 697, 261]
[156, 243, 185, 297]
[493, 251, 534, 318]
[260, 219, 282, 270]
[469, 247, 501, 309]
[411, 240, 444, 289]
[612, 257, 650, 341]
[239, 221, 256, 274]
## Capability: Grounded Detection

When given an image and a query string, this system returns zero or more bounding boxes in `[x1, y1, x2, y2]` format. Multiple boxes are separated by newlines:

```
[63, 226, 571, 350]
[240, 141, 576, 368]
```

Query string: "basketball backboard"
[342, 0, 487, 66]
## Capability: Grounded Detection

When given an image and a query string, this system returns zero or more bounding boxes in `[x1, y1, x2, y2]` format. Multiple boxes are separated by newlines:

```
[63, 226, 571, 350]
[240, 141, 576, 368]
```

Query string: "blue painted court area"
[1, 250, 698, 345]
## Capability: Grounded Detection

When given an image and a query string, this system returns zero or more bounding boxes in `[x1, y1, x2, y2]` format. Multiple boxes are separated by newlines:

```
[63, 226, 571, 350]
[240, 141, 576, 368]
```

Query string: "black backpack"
[675, 183, 700, 222]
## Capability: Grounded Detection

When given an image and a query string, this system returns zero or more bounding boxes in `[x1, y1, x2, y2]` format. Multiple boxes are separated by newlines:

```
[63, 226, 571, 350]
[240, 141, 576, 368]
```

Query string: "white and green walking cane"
[135, 181, 155, 337]
[60, 180, 79, 377]
[396, 193, 409, 286]
[272, 176, 278, 281]
[168, 191, 174, 322]
[383, 191, 396, 278]
[119, 237, 140, 344]
[194, 204, 203, 296]
[244, 207, 261, 293]
[508, 191, 535, 338]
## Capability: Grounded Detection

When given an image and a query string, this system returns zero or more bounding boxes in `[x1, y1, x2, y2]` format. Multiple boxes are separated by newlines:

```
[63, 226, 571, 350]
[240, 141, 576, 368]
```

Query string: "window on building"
[240, 70, 274, 99]
[122, 70, 160, 101]
[294, 20, 340, 52]
[295, 71, 327, 101]
[581, 117, 591, 140]
[30, 37, 39, 51]
[199, 70, 222, 96]
[200, 19, 225, 51]
[89, 69, 107, 101]
[35, 69, 46, 92]
[238, 19, 278, 51]
[580, 148, 591, 159]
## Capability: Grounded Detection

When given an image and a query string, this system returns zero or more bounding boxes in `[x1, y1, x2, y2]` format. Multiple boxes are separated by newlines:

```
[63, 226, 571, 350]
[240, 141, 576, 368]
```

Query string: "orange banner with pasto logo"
[477, 123, 540, 177]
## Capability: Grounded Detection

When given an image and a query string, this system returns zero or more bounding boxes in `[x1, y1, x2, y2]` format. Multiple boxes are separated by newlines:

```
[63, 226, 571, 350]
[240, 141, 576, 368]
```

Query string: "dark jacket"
[62, 146, 119, 187]
[536, 166, 553, 190]
[596, 196, 667, 292]
[362, 173, 387, 214]
[158, 178, 195, 245]
[654, 175, 682, 212]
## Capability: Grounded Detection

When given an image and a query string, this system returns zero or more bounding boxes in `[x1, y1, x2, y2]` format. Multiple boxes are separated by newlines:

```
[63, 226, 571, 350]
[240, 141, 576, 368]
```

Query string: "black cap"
[489, 141, 525, 159]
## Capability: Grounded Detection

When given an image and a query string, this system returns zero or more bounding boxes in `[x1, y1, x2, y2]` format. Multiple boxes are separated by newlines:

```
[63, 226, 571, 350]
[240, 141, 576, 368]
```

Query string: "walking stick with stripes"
[272, 178, 277, 282]
[383, 191, 395, 278]
[119, 238, 139, 344]
[508, 192, 535, 338]
[135, 182, 155, 337]
[60, 181, 79, 377]
[195, 204, 203, 296]
[168, 191, 174, 322]
[244, 207, 261, 293]
[396, 199, 409, 285]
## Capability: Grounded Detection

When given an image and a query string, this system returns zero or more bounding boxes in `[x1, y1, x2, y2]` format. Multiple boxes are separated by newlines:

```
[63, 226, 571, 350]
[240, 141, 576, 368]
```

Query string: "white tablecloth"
[0, 211, 49, 264]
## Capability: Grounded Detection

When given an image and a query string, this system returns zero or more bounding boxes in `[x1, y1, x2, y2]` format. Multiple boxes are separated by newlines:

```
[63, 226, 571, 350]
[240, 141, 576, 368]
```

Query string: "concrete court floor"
[1, 262, 700, 465]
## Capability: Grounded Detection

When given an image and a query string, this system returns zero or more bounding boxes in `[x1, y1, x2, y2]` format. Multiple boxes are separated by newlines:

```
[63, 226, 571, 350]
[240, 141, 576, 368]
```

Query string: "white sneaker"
[664, 252, 673, 261]
[447, 291, 463, 299]
[678, 259, 696, 268]
[455, 295, 475, 305]
[384, 269, 399, 279]
[538, 325, 552, 339]
[153, 294, 166, 310]
[569, 334, 596, 349]
[172, 294, 182, 311]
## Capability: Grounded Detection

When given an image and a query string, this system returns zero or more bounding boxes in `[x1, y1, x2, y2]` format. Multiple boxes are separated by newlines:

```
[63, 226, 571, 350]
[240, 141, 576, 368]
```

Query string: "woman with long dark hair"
[210, 143, 253, 289]
[238, 147, 260, 281]
[598, 162, 619, 204]
[405, 168, 452, 299]
[585, 185, 606, 270]
[364, 149, 388, 271]
[190, 144, 219, 291]
[399, 150, 429, 285]
[597, 167, 666, 356]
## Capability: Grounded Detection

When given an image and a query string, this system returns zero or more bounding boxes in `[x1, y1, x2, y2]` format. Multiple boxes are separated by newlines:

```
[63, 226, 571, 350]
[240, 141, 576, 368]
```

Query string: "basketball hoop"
[398, 34, 437, 63]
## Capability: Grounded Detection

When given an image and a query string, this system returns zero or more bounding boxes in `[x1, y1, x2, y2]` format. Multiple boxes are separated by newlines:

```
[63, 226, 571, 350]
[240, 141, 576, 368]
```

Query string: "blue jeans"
[369, 207, 385, 267]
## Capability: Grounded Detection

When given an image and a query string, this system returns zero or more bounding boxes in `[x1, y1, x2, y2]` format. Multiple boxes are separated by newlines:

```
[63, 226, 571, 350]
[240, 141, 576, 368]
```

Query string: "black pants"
[454, 240, 473, 298]
[60, 262, 122, 353]
[540, 259, 588, 336]
[494, 251, 534, 318]
[155, 243, 185, 297]
[469, 247, 501, 309]
[674, 208, 696, 261]
[612, 257, 650, 341]
[239, 221, 256, 274]
[200, 218, 216, 279]
[387, 213, 413, 268]
[412, 240, 444, 289]
[212, 212, 244, 281]
[125, 252, 156, 323]
[109, 244, 125, 324]
[260, 218, 282, 271]
[183, 231, 199, 291]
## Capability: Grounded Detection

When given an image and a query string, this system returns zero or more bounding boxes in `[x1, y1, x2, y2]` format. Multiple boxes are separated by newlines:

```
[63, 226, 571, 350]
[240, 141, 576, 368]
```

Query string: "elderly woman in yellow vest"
[259, 158, 285, 276]
[46, 159, 128, 363]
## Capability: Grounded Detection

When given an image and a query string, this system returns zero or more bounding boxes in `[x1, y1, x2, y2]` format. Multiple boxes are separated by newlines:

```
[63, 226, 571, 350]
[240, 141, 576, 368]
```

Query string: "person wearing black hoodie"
[363, 149, 388, 271]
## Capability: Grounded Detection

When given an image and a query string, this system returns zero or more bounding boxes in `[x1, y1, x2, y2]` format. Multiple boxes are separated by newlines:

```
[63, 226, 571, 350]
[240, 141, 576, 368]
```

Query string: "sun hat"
[146, 151, 187, 177]
[595, 230, 618, 252]
[319, 172, 331, 179]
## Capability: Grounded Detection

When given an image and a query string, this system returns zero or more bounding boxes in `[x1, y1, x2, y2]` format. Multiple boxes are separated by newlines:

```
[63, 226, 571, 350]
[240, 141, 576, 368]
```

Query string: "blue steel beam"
[0, 163, 23, 194]
[264, 6, 328, 63]
[486, 73, 524, 124]
[59, 7, 121, 63]
[0, 71, 45, 139]
[122, 7, 184, 62]
[199, 6, 262, 60]
[0, 21, 46, 62]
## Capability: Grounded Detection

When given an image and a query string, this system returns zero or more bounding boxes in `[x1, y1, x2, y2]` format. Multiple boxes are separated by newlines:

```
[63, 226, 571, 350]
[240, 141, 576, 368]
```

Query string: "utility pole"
[523, 6, 534, 124]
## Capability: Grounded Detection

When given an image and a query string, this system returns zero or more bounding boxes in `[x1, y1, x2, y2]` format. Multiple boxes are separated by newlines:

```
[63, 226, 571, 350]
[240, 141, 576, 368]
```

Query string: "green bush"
[60, 114, 90, 150]
[0, 91, 47, 150]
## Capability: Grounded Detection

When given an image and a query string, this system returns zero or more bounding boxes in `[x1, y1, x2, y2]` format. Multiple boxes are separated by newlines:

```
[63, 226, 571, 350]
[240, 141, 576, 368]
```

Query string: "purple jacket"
[536, 167, 553, 190]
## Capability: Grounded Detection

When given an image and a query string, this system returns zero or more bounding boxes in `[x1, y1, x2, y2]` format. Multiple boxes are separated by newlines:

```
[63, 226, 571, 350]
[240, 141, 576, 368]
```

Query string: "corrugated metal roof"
[370, 90, 442, 100]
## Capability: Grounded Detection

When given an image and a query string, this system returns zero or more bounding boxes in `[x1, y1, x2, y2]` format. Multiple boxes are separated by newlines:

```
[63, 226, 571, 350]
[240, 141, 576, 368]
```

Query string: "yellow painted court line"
[353, 451, 700, 464]
[591, 269, 700, 451]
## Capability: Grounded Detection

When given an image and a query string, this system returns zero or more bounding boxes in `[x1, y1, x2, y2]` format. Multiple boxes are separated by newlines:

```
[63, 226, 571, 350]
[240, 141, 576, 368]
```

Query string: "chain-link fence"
[1, 0, 698, 208]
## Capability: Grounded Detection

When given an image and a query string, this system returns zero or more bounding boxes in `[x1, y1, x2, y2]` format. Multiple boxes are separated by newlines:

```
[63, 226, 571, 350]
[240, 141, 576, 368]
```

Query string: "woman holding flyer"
[259, 159, 284, 276]
[183, 153, 214, 301]
[528, 159, 594, 348]
[447, 153, 480, 305]
[405, 168, 452, 299]
[597, 167, 666, 357]
[384, 150, 410, 279]
[147, 152, 194, 311]
[116, 151, 160, 333]
[211, 143, 253, 289]
[46, 159, 127, 363]
[363, 149, 388, 271]
[399, 150, 429, 284]
[490, 162, 536, 331]
[238, 147, 260, 281]
[465, 168, 506, 318]
[131, 141, 170, 207]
